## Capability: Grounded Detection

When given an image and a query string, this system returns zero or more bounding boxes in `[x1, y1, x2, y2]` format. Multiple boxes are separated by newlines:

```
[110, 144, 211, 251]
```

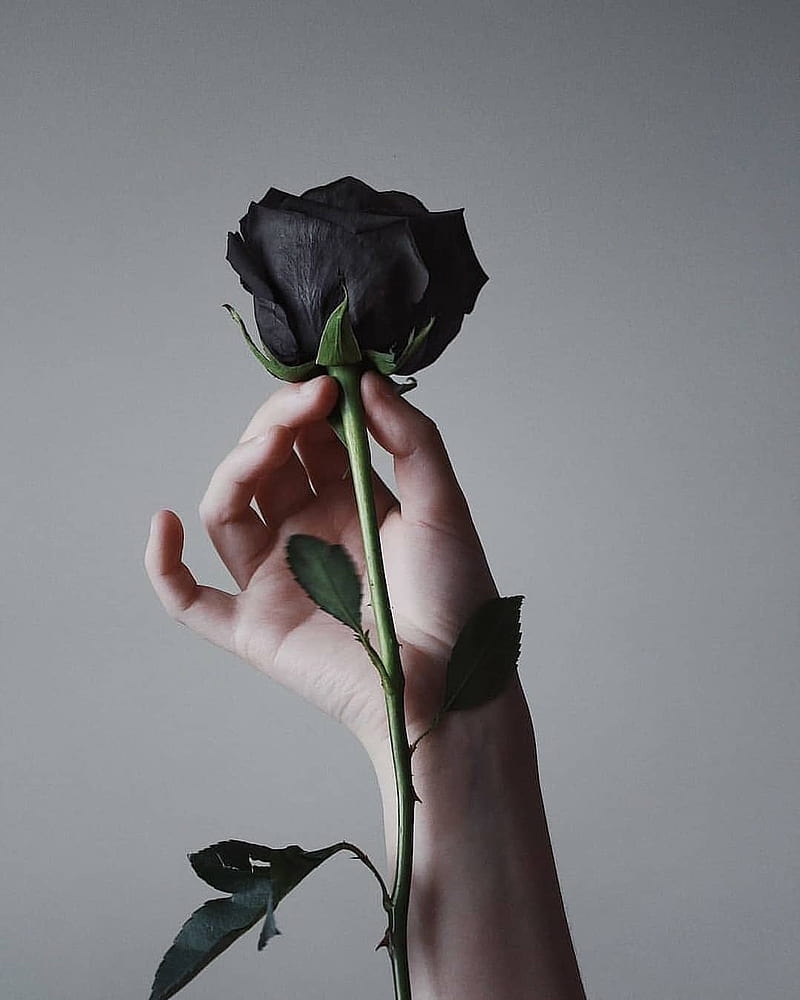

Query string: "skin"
[145, 371, 587, 1000]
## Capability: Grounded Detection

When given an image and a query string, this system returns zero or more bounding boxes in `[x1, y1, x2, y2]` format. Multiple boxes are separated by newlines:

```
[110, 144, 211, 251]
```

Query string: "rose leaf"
[286, 534, 363, 632]
[148, 882, 270, 1000]
[149, 841, 351, 1000]
[440, 596, 524, 714]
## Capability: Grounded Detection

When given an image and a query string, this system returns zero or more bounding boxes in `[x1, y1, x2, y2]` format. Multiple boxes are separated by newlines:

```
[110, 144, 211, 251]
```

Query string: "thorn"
[411, 783, 422, 805]
[375, 929, 391, 953]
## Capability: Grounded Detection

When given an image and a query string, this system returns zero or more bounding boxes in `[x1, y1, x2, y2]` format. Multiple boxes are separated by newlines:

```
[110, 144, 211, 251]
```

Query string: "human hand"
[145, 371, 497, 764]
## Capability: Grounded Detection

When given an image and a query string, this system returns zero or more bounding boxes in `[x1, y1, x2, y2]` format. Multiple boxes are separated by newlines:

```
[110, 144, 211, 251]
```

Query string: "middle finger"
[201, 378, 339, 587]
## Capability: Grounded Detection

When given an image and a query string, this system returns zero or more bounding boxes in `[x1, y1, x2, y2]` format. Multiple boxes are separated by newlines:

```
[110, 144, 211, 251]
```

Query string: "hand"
[145, 371, 497, 763]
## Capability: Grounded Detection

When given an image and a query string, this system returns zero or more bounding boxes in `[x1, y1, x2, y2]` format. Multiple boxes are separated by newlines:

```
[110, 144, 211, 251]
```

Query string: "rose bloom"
[226, 176, 488, 376]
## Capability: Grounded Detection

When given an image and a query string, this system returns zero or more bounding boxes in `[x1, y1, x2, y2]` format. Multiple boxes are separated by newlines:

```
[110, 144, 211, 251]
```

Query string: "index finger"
[360, 371, 472, 532]
[238, 375, 339, 441]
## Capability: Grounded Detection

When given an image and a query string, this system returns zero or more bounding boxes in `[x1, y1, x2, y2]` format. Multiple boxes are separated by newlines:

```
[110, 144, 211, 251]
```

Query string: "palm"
[146, 375, 497, 753]
[233, 474, 495, 747]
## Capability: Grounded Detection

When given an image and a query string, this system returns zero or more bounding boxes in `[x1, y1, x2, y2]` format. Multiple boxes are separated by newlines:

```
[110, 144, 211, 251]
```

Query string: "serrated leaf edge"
[441, 595, 524, 715]
[286, 534, 363, 632]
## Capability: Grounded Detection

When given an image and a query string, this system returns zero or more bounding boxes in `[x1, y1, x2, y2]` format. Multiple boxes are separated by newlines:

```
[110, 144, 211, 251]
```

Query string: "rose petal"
[255, 187, 293, 211]
[300, 176, 429, 217]
[395, 314, 464, 375]
[344, 220, 430, 352]
[258, 190, 397, 236]
[226, 232, 274, 300]
[406, 210, 489, 317]
[241, 204, 429, 357]
[240, 205, 345, 358]
[253, 297, 301, 364]
[227, 232, 300, 361]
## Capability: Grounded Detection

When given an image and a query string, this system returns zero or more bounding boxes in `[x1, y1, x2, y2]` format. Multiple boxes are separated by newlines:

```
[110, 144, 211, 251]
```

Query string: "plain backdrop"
[2, 1, 798, 998]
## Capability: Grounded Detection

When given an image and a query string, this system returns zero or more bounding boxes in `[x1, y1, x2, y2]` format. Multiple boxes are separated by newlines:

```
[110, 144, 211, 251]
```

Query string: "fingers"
[238, 375, 338, 442]
[294, 419, 350, 493]
[200, 377, 340, 587]
[145, 509, 237, 650]
[361, 371, 472, 530]
[241, 375, 346, 497]
[199, 425, 296, 587]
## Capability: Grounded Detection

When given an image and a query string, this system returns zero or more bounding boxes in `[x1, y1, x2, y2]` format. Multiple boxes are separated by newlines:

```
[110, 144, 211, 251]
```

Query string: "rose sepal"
[223, 304, 321, 383]
[363, 317, 435, 375]
[315, 289, 363, 366]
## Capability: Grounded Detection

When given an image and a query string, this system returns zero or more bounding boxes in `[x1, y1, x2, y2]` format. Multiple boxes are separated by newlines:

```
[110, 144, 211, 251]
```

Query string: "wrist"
[370, 678, 587, 1000]
[369, 676, 541, 869]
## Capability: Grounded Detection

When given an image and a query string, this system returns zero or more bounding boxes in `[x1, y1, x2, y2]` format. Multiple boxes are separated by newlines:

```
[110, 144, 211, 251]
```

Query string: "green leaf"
[149, 883, 272, 1000]
[223, 304, 320, 383]
[286, 534, 363, 631]
[190, 840, 346, 903]
[257, 899, 279, 951]
[441, 596, 524, 714]
[149, 841, 350, 1000]
[315, 289, 362, 365]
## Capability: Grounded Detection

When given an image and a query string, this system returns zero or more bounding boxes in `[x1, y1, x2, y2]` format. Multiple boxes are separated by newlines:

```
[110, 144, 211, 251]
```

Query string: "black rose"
[226, 176, 488, 377]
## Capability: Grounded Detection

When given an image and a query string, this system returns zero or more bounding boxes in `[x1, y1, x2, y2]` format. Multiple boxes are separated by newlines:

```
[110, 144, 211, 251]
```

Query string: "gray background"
[2, 1, 798, 998]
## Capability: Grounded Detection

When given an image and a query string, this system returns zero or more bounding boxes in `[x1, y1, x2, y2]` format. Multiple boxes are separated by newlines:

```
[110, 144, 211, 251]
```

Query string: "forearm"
[372, 679, 587, 1000]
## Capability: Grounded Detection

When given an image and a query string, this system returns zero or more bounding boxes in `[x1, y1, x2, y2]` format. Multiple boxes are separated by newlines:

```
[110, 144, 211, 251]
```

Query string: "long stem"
[329, 365, 415, 1000]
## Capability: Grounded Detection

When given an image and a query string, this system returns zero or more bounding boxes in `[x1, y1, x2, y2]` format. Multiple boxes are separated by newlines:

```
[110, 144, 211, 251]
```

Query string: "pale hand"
[145, 371, 497, 764]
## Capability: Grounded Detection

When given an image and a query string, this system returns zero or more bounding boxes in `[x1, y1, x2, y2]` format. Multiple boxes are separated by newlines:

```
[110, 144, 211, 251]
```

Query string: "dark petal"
[241, 204, 429, 357]
[241, 204, 349, 357]
[259, 190, 400, 235]
[253, 297, 301, 364]
[395, 314, 464, 375]
[255, 187, 293, 210]
[238, 201, 261, 247]
[340, 219, 430, 353]
[301, 176, 429, 217]
[226, 232, 274, 300]
[406, 209, 489, 317]
[227, 232, 300, 362]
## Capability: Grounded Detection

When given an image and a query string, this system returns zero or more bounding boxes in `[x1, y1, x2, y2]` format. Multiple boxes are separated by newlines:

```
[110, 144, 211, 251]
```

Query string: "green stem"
[328, 365, 415, 1000]
[337, 841, 392, 914]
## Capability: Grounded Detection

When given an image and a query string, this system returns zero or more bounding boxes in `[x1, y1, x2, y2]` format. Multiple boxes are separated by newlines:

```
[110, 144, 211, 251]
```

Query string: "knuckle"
[415, 413, 441, 446]
[166, 595, 190, 625]
[197, 497, 214, 526]
[198, 496, 227, 528]
[168, 604, 185, 624]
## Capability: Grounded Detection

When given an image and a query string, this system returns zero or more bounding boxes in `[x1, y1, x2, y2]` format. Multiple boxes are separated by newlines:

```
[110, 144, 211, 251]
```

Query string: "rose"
[225, 176, 488, 378]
